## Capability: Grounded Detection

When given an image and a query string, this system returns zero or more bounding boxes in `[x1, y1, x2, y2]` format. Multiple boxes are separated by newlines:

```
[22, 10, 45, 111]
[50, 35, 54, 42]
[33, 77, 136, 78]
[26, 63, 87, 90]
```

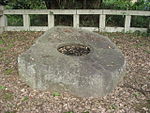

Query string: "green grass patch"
[110, 104, 117, 110]
[4, 68, 14, 75]
[64, 111, 89, 113]
[134, 43, 145, 48]
[7, 15, 23, 26]
[3, 92, 14, 100]
[147, 100, 150, 104]
[1, 33, 8, 37]
[5, 111, 16, 113]
[82, 111, 89, 113]
[0, 85, 7, 90]
[0, 47, 7, 52]
[52, 92, 61, 97]
[133, 92, 141, 98]
[22, 96, 29, 102]
[0, 39, 5, 44]
[0, 44, 14, 53]
[143, 50, 150, 54]
[7, 43, 15, 48]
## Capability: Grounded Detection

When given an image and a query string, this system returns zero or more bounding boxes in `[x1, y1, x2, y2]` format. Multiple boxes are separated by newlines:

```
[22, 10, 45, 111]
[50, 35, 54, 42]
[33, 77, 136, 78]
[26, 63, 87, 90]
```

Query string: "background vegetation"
[0, 0, 150, 35]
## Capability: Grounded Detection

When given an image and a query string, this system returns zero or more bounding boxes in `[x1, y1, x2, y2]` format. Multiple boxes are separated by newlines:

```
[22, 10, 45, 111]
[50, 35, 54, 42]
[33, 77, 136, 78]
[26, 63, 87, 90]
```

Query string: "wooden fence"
[0, 6, 150, 33]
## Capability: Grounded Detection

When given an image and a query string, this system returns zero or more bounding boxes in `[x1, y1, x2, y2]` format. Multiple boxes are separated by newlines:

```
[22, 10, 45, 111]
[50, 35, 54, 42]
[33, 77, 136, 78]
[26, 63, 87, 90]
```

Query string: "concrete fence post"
[125, 15, 131, 32]
[99, 14, 106, 32]
[48, 11, 54, 28]
[73, 11, 79, 28]
[23, 14, 30, 31]
[0, 5, 6, 34]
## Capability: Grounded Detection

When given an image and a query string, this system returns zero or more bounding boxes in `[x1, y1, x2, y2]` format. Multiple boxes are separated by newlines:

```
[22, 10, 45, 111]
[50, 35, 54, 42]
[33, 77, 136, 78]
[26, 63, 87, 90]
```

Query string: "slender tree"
[1, 0, 103, 9]
[43, 0, 59, 9]
[0, 0, 8, 5]
[76, 0, 102, 9]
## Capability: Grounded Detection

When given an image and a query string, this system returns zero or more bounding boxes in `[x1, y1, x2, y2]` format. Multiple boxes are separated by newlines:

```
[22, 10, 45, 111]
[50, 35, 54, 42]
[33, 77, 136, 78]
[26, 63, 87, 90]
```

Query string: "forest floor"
[0, 31, 150, 113]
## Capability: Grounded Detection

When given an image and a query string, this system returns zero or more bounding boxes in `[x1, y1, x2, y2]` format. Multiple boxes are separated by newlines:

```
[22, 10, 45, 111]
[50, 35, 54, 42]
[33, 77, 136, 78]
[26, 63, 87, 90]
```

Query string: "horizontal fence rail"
[0, 6, 150, 33]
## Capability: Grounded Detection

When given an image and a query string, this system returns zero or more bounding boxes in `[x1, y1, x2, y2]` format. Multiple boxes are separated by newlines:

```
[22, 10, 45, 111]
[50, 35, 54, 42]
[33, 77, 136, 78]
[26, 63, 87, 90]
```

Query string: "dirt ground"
[0, 31, 149, 113]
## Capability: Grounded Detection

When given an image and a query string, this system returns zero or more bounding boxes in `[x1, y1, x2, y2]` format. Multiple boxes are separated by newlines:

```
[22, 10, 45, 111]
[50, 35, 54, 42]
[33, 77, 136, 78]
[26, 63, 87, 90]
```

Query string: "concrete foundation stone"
[18, 26, 126, 98]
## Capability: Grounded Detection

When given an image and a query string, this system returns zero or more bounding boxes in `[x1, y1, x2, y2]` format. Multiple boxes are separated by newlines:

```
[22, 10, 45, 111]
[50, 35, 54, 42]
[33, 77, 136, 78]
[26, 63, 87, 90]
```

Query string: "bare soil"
[0, 31, 150, 113]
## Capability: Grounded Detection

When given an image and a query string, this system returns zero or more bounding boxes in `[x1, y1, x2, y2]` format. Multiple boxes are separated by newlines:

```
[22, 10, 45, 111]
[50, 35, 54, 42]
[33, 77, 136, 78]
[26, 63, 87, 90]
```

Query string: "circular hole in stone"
[57, 44, 91, 56]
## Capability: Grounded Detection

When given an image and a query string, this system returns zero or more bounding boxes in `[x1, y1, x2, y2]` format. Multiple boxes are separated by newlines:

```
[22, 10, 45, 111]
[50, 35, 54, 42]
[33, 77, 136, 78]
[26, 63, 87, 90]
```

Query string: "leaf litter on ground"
[0, 31, 149, 113]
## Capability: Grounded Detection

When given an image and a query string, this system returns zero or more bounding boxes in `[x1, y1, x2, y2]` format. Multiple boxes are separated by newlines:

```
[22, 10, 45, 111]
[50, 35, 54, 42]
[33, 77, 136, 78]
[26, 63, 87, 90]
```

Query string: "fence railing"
[0, 6, 150, 34]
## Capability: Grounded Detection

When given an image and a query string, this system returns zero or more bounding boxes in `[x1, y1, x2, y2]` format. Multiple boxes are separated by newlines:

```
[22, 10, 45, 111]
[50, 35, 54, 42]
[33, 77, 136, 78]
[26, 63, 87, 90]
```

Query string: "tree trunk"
[83, 0, 86, 9]
[43, 0, 103, 9]
[86, 0, 101, 9]
[43, 0, 59, 9]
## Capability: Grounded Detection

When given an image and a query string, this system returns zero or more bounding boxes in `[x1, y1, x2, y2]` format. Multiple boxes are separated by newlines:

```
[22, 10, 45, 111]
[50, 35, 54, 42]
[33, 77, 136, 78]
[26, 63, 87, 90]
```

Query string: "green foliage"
[52, 92, 61, 97]
[102, 0, 133, 10]
[132, 0, 150, 10]
[0, 85, 7, 90]
[30, 15, 48, 26]
[7, 15, 23, 26]
[133, 92, 141, 97]
[80, 15, 99, 27]
[5, 111, 16, 113]
[4, 68, 14, 75]
[131, 16, 149, 28]
[64, 112, 74, 113]
[3, 92, 14, 100]
[4, 0, 150, 10]
[133, 30, 150, 37]
[55, 15, 73, 26]
[103, 0, 150, 11]
[147, 100, 150, 104]
[106, 15, 125, 27]
[5, 0, 46, 9]
[0, 39, 5, 44]
[22, 96, 29, 101]
[82, 111, 89, 113]
[0, 47, 7, 52]
[110, 104, 117, 110]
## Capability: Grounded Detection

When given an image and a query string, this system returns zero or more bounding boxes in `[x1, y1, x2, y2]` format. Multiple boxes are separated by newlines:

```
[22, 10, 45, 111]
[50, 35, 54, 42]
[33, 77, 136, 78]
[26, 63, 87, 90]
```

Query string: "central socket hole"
[57, 44, 90, 56]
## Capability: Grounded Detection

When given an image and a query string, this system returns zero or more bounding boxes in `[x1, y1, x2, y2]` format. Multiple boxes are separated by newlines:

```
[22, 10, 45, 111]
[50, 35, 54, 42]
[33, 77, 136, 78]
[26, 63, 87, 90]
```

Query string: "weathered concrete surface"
[18, 26, 126, 98]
